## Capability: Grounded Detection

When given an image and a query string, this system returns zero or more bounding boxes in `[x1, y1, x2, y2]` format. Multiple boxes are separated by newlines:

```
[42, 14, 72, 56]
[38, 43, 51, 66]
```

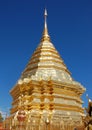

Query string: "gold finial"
[86, 94, 91, 102]
[41, 8, 50, 42]
[44, 8, 47, 29]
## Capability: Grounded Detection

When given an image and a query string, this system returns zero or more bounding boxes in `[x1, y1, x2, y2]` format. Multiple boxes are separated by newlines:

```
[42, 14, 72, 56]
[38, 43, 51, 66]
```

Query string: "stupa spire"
[41, 9, 50, 41]
[44, 8, 48, 30]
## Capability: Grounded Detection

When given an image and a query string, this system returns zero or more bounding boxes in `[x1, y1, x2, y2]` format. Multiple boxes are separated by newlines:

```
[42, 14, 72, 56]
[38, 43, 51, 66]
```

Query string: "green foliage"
[0, 113, 3, 122]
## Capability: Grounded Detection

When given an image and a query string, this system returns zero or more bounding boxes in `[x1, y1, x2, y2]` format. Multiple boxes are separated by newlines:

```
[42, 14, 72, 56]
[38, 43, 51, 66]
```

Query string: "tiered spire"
[19, 9, 85, 88]
[20, 9, 73, 83]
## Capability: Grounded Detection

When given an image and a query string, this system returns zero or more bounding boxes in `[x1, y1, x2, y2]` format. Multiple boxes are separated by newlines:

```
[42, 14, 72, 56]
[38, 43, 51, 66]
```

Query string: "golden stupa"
[6, 9, 86, 130]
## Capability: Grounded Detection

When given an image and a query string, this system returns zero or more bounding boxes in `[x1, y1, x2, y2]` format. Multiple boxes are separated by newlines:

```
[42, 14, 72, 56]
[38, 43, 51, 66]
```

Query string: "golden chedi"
[9, 9, 85, 130]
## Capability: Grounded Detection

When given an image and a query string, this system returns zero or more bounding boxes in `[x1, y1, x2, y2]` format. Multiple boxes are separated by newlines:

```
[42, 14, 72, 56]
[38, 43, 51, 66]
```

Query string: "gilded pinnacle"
[41, 9, 50, 42]
[44, 8, 47, 29]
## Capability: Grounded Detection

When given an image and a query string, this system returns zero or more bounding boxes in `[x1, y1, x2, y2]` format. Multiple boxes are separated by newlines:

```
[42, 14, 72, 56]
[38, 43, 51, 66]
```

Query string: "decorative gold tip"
[41, 9, 51, 42]
[44, 8, 47, 18]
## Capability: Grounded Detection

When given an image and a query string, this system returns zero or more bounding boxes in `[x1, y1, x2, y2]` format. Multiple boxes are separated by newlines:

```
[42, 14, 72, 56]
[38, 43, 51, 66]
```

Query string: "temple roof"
[18, 9, 85, 89]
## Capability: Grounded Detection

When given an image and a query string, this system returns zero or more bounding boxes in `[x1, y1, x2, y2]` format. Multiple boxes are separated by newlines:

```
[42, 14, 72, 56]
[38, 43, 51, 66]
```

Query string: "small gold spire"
[44, 8, 47, 29]
[41, 9, 50, 42]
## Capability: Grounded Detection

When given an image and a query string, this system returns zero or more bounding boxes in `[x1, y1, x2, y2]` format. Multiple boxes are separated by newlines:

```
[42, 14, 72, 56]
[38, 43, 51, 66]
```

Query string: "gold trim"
[23, 65, 70, 76]
[31, 53, 60, 60]
[33, 49, 59, 56]
[28, 59, 64, 67]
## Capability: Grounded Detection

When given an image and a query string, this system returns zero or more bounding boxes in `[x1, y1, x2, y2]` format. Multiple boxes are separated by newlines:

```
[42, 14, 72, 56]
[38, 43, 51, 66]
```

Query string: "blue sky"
[0, 0, 92, 115]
